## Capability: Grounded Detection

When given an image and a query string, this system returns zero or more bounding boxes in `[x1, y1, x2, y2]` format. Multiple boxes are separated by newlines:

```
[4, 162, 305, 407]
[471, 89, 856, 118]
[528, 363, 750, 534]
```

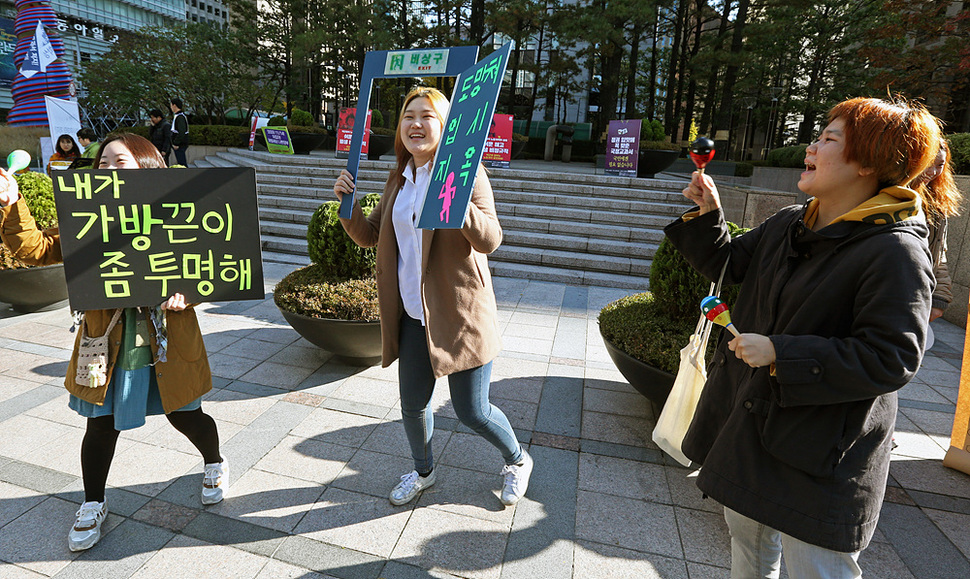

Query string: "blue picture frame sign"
[338, 46, 479, 219]
[416, 43, 512, 230]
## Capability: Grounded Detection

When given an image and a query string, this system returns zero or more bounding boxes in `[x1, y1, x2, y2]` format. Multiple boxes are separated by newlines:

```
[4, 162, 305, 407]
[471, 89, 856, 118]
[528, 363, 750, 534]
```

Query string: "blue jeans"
[724, 507, 862, 579]
[398, 315, 522, 473]
[173, 145, 188, 165]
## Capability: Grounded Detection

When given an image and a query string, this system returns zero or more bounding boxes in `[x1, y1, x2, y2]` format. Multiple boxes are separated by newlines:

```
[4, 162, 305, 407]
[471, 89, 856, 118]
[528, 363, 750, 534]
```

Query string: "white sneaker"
[500, 450, 534, 506]
[68, 500, 107, 552]
[389, 470, 436, 506]
[201, 460, 227, 505]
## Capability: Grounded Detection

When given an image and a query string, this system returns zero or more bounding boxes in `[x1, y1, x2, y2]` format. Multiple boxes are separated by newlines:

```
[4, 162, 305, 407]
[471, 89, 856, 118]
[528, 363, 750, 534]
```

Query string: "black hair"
[170, 97, 183, 110]
[76, 128, 96, 141]
[148, 108, 164, 118]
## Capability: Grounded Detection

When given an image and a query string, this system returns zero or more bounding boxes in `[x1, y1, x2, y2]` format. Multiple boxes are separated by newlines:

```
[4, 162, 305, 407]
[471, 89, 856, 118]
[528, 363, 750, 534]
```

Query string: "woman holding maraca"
[665, 98, 938, 576]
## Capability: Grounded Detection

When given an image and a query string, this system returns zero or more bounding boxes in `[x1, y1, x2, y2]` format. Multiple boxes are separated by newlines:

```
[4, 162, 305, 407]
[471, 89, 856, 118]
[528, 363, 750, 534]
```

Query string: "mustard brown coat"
[1, 197, 212, 412]
[340, 164, 502, 379]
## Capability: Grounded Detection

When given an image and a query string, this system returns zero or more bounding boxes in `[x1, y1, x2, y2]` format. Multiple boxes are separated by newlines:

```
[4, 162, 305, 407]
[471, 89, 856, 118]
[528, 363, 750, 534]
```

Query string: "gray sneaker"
[389, 470, 436, 506]
[68, 500, 107, 552]
[500, 450, 534, 506]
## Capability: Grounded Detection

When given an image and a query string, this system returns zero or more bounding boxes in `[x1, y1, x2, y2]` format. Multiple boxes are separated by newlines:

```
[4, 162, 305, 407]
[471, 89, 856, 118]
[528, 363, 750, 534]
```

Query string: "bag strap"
[81, 309, 124, 339]
[690, 256, 730, 364]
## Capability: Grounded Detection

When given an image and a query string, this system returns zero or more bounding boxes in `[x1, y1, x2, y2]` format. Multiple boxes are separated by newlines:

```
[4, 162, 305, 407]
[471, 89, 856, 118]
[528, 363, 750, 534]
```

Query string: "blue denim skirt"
[69, 366, 201, 431]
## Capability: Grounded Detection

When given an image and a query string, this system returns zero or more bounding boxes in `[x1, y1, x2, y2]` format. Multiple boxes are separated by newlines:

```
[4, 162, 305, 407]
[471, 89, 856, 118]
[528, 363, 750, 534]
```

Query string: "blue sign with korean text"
[417, 44, 511, 230]
[338, 46, 480, 219]
[52, 168, 265, 310]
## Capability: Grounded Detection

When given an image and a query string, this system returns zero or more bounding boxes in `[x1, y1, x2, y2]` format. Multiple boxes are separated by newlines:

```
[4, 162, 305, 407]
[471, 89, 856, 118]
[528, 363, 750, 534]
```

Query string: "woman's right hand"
[0, 168, 19, 207]
[334, 169, 355, 202]
[682, 171, 721, 215]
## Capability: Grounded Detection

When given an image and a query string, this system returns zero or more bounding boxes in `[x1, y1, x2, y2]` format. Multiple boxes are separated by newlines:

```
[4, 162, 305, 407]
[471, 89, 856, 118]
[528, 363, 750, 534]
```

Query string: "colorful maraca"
[689, 137, 715, 174]
[6, 150, 31, 173]
[700, 295, 740, 337]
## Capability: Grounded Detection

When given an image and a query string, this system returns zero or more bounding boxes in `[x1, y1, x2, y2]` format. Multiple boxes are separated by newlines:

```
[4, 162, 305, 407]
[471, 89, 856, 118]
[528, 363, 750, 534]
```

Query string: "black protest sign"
[52, 168, 264, 310]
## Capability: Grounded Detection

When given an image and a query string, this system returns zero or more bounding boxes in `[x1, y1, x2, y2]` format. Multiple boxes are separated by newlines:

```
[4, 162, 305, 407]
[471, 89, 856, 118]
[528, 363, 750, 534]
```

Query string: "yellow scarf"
[803, 186, 922, 229]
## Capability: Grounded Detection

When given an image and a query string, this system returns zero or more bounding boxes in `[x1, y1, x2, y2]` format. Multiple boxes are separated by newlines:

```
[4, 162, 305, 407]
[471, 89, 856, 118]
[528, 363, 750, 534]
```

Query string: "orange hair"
[827, 97, 942, 190]
[392, 86, 450, 190]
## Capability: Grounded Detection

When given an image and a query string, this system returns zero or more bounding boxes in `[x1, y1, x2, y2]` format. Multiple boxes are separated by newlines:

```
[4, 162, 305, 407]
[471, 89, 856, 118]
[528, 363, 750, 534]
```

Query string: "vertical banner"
[45, 96, 82, 149]
[943, 309, 970, 476]
[483, 114, 514, 169]
[604, 119, 641, 177]
[1, 18, 15, 89]
[417, 44, 512, 230]
[336, 108, 371, 158]
[52, 168, 265, 310]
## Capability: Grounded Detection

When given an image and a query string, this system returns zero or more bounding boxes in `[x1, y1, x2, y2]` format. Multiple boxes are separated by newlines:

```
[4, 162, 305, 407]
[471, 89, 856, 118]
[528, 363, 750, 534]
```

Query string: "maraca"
[6, 150, 31, 173]
[700, 295, 740, 337]
[689, 137, 715, 174]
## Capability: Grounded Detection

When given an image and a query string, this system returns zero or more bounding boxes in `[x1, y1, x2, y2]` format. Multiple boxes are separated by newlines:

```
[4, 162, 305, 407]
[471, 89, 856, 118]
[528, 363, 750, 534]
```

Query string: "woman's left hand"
[728, 333, 776, 368]
[161, 293, 187, 311]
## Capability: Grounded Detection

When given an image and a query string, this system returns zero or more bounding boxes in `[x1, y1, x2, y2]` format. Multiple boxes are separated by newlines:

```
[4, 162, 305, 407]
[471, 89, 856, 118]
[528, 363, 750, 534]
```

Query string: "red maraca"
[689, 137, 715, 174]
[700, 295, 740, 337]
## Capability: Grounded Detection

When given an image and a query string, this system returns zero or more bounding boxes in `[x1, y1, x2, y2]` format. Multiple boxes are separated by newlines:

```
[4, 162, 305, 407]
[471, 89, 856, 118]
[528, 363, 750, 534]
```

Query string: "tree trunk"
[664, 0, 688, 135]
[470, 0, 485, 45]
[700, 0, 731, 135]
[648, 9, 659, 120]
[526, 13, 547, 138]
[507, 28, 523, 115]
[713, 0, 749, 159]
[624, 20, 642, 118]
[680, 0, 704, 142]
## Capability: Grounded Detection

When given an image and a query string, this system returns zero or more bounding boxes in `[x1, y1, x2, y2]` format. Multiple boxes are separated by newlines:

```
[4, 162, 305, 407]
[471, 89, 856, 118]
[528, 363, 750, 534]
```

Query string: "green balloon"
[7, 150, 31, 173]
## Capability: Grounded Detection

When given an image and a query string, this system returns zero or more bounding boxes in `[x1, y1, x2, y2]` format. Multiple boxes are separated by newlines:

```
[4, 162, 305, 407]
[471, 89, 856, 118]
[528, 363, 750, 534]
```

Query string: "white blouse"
[392, 161, 431, 325]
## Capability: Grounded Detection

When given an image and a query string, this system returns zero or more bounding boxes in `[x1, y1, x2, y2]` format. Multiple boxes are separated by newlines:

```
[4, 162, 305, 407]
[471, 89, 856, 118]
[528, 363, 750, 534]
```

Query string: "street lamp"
[741, 97, 755, 161]
[762, 87, 783, 160]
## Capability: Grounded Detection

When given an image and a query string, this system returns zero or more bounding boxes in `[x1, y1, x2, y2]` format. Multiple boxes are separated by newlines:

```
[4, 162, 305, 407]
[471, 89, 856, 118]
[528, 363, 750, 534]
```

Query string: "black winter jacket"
[664, 202, 933, 552]
[149, 120, 171, 155]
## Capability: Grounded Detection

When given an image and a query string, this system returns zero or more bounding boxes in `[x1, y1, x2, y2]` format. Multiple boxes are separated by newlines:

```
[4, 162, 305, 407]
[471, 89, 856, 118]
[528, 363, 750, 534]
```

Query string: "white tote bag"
[652, 260, 727, 467]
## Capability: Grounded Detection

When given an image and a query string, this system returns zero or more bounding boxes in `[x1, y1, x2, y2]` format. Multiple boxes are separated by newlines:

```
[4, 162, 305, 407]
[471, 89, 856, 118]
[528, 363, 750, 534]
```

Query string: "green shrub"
[273, 266, 379, 321]
[766, 145, 808, 168]
[306, 193, 380, 279]
[736, 162, 754, 177]
[1, 171, 56, 270]
[268, 115, 286, 126]
[290, 108, 313, 127]
[947, 133, 970, 175]
[640, 140, 681, 151]
[640, 118, 666, 141]
[112, 124, 247, 147]
[371, 109, 384, 128]
[599, 222, 748, 372]
[511, 132, 529, 143]
[371, 126, 396, 137]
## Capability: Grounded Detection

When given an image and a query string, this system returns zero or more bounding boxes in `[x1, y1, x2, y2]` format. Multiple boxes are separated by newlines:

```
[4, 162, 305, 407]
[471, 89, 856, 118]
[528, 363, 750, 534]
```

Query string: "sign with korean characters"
[260, 126, 295, 154]
[52, 168, 265, 310]
[482, 114, 513, 169]
[384, 49, 449, 75]
[335, 108, 371, 158]
[605, 119, 641, 177]
[338, 45, 480, 219]
[417, 44, 511, 230]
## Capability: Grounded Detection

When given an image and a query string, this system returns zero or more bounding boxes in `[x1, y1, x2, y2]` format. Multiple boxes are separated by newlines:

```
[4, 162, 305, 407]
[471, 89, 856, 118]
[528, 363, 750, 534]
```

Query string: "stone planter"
[637, 149, 680, 178]
[600, 327, 675, 405]
[0, 263, 70, 313]
[255, 131, 328, 155]
[367, 134, 395, 160]
[278, 307, 382, 366]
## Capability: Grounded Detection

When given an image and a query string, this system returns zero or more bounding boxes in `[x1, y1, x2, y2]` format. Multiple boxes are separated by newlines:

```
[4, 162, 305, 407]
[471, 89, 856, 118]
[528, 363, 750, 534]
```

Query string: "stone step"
[488, 261, 649, 291]
[261, 249, 310, 267]
[502, 230, 658, 260]
[490, 245, 650, 277]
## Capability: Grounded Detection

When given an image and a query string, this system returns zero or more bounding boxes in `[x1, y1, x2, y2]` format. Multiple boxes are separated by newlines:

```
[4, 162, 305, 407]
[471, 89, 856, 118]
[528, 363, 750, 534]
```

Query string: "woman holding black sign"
[332, 86, 534, 507]
[0, 133, 226, 552]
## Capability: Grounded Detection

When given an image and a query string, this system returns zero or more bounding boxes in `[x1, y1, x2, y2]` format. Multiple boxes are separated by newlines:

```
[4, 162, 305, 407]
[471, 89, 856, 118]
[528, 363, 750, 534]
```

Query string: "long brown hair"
[391, 86, 450, 190]
[93, 133, 166, 169]
[827, 97, 942, 190]
[917, 140, 962, 222]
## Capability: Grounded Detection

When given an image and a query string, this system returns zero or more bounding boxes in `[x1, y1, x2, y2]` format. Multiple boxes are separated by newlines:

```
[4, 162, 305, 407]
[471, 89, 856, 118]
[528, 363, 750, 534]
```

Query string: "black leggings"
[80, 409, 221, 503]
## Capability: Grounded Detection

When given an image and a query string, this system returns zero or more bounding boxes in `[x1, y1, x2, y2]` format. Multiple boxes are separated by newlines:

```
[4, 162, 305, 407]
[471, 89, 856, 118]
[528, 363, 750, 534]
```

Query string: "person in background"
[666, 97, 939, 577]
[0, 133, 227, 553]
[77, 128, 99, 159]
[46, 133, 80, 175]
[169, 97, 190, 165]
[148, 108, 172, 166]
[912, 139, 962, 323]
[332, 86, 534, 508]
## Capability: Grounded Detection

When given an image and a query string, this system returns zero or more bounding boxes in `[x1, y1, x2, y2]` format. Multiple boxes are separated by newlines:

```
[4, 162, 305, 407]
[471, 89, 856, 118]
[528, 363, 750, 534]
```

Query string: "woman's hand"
[728, 333, 776, 368]
[682, 171, 721, 215]
[0, 168, 20, 207]
[161, 293, 187, 311]
[334, 169, 355, 202]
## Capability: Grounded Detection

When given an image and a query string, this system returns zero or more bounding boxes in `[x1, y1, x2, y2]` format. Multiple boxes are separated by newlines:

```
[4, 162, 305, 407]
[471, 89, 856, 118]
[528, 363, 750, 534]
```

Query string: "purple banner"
[605, 119, 640, 177]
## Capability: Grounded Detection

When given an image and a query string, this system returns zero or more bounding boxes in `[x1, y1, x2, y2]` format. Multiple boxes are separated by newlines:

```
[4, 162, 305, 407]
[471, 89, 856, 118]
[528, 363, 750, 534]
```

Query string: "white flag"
[19, 21, 56, 78]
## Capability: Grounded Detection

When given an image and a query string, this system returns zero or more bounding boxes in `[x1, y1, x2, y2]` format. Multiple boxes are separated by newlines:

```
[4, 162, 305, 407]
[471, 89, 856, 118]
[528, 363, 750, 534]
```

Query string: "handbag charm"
[75, 309, 123, 389]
